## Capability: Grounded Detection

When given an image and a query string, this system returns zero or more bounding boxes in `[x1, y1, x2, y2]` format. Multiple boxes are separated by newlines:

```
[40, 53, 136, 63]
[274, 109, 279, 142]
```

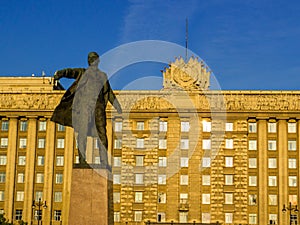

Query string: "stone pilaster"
[4, 117, 18, 223]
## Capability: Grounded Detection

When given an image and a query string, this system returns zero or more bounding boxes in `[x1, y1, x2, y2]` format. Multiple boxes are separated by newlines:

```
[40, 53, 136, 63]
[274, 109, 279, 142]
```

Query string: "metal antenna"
[185, 18, 188, 62]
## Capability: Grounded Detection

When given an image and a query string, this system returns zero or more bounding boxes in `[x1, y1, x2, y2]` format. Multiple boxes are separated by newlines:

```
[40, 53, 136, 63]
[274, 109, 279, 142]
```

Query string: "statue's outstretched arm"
[54, 68, 86, 80]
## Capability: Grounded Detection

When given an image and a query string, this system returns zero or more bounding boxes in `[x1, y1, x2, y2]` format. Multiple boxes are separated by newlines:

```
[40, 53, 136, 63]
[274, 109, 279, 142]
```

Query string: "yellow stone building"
[0, 58, 300, 225]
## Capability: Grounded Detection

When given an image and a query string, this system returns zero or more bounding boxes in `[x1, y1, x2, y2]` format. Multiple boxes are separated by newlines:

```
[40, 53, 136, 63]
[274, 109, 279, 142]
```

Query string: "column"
[4, 117, 18, 222]
[43, 119, 56, 225]
[23, 117, 37, 222]
[62, 126, 74, 225]
[278, 119, 288, 225]
[257, 119, 268, 225]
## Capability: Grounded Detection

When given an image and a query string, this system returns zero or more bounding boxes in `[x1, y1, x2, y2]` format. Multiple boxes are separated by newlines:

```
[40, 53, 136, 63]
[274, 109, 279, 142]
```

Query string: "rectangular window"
[35, 191, 43, 201]
[180, 175, 188, 185]
[202, 139, 211, 150]
[114, 139, 122, 149]
[249, 158, 257, 168]
[57, 138, 65, 148]
[268, 122, 277, 133]
[158, 175, 166, 185]
[269, 214, 277, 225]
[225, 122, 233, 131]
[268, 158, 277, 169]
[158, 139, 167, 149]
[268, 176, 277, 186]
[225, 193, 233, 204]
[39, 121, 47, 131]
[135, 192, 143, 203]
[36, 173, 44, 183]
[113, 157, 121, 167]
[136, 121, 144, 130]
[202, 193, 210, 204]
[158, 157, 167, 167]
[159, 121, 167, 132]
[249, 214, 257, 224]
[113, 174, 121, 184]
[114, 212, 120, 222]
[180, 193, 188, 203]
[202, 175, 210, 186]
[15, 209, 23, 221]
[180, 157, 189, 167]
[113, 192, 120, 203]
[225, 157, 233, 167]
[20, 121, 27, 131]
[249, 176, 257, 186]
[34, 210, 42, 221]
[249, 194, 257, 205]
[57, 124, 65, 131]
[225, 175, 234, 185]
[202, 121, 211, 132]
[288, 122, 296, 133]
[289, 176, 297, 187]
[17, 173, 24, 183]
[225, 139, 234, 149]
[181, 121, 190, 132]
[55, 174, 63, 184]
[0, 191, 4, 201]
[136, 138, 144, 148]
[181, 139, 189, 150]
[54, 192, 62, 202]
[158, 193, 166, 203]
[249, 123, 257, 133]
[288, 140, 297, 151]
[202, 157, 211, 168]
[54, 210, 61, 221]
[56, 156, 64, 166]
[179, 212, 188, 223]
[202, 213, 211, 223]
[135, 156, 144, 167]
[37, 156, 44, 166]
[269, 195, 277, 205]
[268, 140, 277, 151]
[134, 211, 143, 222]
[16, 191, 24, 201]
[93, 156, 99, 165]
[114, 121, 122, 132]
[0, 172, 6, 183]
[0, 138, 8, 148]
[289, 195, 297, 205]
[0, 156, 7, 165]
[1, 121, 9, 131]
[19, 138, 27, 148]
[249, 140, 257, 150]
[289, 158, 297, 169]
[135, 174, 144, 185]
[157, 212, 166, 222]
[18, 156, 26, 165]
[225, 213, 233, 224]
[38, 138, 45, 148]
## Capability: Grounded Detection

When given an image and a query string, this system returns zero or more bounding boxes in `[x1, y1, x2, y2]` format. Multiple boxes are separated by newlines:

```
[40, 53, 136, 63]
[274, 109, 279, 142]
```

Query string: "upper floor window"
[225, 122, 233, 131]
[136, 121, 145, 130]
[159, 121, 167, 132]
[158, 157, 167, 167]
[57, 124, 65, 132]
[202, 139, 211, 150]
[56, 156, 64, 166]
[0, 138, 8, 148]
[19, 138, 27, 148]
[113, 157, 121, 167]
[20, 121, 27, 132]
[39, 121, 47, 131]
[135, 156, 144, 167]
[288, 140, 297, 151]
[57, 138, 65, 149]
[248, 123, 257, 133]
[248, 140, 257, 150]
[202, 121, 211, 132]
[268, 122, 277, 133]
[114, 121, 123, 132]
[0, 156, 7, 165]
[136, 138, 144, 149]
[181, 139, 189, 150]
[1, 121, 9, 131]
[225, 139, 234, 149]
[181, 121, 190, 132]
[225, 157, 234, 167]
[288, 122, 296, 133]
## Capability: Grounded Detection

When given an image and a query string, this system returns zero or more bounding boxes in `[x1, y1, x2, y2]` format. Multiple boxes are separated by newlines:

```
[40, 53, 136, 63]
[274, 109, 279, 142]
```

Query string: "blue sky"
[0, 0, 300, 90]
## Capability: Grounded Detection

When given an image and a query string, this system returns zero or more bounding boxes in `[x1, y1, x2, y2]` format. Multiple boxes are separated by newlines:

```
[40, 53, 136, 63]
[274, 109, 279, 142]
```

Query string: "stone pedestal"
[68, 168, 113, 225]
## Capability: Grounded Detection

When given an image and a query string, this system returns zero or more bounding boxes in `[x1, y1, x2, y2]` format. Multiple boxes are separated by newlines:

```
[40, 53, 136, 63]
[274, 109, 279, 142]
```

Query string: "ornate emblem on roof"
[162, 57, 210, 91]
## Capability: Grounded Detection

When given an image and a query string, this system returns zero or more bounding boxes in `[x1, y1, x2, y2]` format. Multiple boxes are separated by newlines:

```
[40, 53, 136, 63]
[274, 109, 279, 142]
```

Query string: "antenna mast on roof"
[185, 18, 188, 62]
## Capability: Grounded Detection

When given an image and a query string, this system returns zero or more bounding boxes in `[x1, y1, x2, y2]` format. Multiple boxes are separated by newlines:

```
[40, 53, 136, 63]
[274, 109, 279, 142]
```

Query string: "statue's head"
[88, 52, 100, 66]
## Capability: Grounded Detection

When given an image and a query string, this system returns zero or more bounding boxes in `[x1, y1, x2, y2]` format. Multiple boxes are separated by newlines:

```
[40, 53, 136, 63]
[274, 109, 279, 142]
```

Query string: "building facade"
[0, 58, 300, 225]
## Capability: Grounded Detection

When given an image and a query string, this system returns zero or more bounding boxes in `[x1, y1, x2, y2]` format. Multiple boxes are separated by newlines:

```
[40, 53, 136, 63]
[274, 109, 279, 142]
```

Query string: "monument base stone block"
[69, 168, 113, 225]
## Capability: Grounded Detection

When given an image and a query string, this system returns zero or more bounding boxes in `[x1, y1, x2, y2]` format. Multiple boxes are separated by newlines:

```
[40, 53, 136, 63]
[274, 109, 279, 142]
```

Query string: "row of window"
[113, 121, 298, 133]
[0, 137, 65, 149]
[0, 172, 63, 184]
[0, 155, 64, 166]
[10, 209, 61, 221]
[0, 190, 62, 202]
[0, 121, 65, 132]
